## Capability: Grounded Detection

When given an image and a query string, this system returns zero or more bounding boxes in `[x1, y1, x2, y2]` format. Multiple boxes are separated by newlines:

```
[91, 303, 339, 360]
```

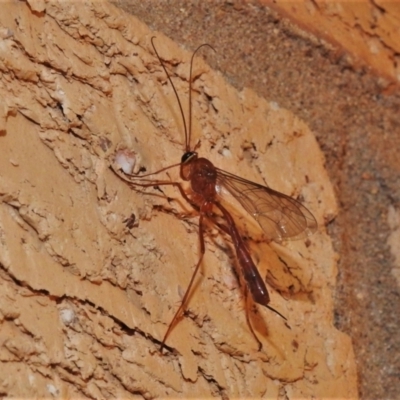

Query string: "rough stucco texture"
[0, 1, 357, 398]
[263, 0, 400, 89]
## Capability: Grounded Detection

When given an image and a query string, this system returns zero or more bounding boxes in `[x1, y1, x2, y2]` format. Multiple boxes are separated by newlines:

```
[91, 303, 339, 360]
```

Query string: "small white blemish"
[0, 28, 14, 39]
[28, 374, 35, 385]
[221, 147, 231, 158]
[59, 308, 75, 326]
[270, 101, 280, 110]
[368, 37, 380, 55]
[115, 149, 136, 174]
[46, 384, 59, 397]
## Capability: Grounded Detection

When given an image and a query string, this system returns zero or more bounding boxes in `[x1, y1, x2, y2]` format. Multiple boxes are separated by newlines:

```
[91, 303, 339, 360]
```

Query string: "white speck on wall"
[270, 101, 280, 110]
[0, 27, 14, 39]
[324, 337, 337, 375]
[368, 37, 380, 55]
[59, 308, 75, 326]
[46, 384, 59, 397]
[115, 149, 136, 174]
[221, 147, 231, 158]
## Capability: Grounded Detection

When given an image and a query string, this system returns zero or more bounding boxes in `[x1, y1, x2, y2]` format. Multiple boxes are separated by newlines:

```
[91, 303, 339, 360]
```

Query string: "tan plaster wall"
[108, 1, 400, 398]
[263, 0, 400, 90]
[0, 1, 357, 398]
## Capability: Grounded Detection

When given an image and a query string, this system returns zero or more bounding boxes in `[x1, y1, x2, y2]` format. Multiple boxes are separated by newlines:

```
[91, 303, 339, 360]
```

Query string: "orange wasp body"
[114, 38, 317, 351]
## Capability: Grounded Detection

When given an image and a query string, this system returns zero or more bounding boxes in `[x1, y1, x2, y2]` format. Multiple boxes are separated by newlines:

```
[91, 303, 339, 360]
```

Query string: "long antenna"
[151, 37, 188, 151]
[151, 37, 215, 152]
[188, 43, 215, 151]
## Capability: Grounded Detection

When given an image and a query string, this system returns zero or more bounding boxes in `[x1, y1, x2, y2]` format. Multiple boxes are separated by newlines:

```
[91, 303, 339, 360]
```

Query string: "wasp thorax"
[189, 157, 217, 197]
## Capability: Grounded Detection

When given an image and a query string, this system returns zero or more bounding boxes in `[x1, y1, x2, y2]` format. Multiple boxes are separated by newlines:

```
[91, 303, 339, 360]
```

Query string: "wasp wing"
[215, 168, 317, 242]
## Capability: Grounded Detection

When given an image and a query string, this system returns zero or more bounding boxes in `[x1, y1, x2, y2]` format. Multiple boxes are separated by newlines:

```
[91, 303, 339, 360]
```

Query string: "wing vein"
[215, 168, 317, 241]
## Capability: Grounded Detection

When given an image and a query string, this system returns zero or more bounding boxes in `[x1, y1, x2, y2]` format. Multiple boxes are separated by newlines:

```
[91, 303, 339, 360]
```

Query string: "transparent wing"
[216, 168, 318, 242]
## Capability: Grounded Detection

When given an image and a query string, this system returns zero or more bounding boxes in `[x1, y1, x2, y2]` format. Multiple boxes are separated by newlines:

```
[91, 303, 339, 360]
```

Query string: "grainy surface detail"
[110, 1, 400, 399]
[0, 0, 358, 399]
[264, 0, 400, 89]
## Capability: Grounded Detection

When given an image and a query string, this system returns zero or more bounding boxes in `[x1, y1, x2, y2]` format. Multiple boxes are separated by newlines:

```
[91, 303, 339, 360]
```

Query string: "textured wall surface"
[0, 0, 357, 398]
[265, 0, 400, 89]
[109, 1, 400, 398]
